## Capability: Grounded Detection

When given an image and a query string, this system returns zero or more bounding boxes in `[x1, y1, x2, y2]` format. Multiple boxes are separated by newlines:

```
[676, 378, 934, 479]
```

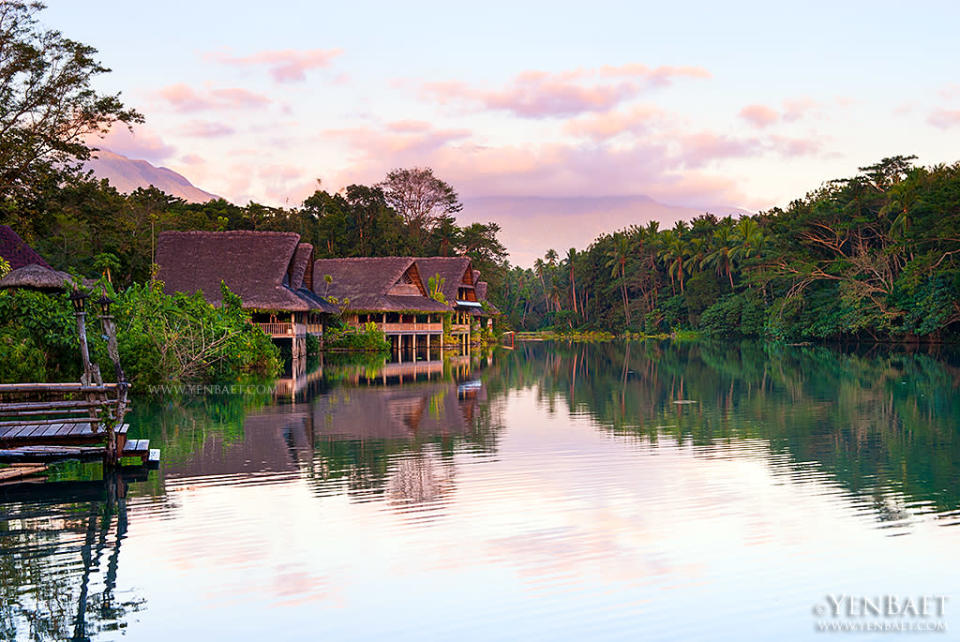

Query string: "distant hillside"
[84, 149, 221, 203]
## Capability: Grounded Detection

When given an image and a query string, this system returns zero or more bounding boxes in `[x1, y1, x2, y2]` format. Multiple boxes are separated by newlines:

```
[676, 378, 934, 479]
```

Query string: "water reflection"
[488, 341, 960, 525]
[0, 472, 146, 640]
[1, 341, 958, 640]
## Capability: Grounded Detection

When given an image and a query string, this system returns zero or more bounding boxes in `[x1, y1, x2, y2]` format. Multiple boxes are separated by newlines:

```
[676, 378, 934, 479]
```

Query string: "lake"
[2, 341, 959, 640]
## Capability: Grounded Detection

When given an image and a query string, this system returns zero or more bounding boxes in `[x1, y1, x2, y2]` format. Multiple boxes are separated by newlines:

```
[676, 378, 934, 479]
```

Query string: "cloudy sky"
[47, 0, 960, 265]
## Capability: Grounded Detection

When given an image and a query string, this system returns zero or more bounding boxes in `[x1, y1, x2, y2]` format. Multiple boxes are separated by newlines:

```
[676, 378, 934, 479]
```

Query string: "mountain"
[460, 195, 751, 267]
[84, 149, 220, 203]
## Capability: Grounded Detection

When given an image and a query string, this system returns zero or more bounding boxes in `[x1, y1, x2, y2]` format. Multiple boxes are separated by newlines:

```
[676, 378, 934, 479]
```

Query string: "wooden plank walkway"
[0, 423, 129, 444]
[0, 437, 152, 464]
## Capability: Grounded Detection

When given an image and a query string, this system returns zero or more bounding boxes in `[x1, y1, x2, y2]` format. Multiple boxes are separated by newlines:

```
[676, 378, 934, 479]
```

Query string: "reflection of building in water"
[333, 352, 481, 387]
[0, 472, 148, 640]
[274, 354, 326, 401]
[314, 383, 471, 440]
[162, 380, 489, 482]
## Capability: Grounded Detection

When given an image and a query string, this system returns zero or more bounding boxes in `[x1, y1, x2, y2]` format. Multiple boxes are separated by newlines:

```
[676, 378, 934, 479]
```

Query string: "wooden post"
[75, 311, 95, 386]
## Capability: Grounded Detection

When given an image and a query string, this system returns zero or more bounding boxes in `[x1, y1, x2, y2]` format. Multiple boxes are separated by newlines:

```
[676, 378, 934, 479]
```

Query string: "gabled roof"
[313, 257, 450, 313]
[474, 281, 501, 315]
[414, 257, 476, 306]
[156, 230, 336, 313]
[0, 225, 51, 270]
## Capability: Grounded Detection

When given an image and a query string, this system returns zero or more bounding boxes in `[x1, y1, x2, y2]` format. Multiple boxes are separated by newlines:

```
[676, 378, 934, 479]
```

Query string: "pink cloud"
[156, 84, 271, 112]
[182, 120, 235, 138]
[90, 125, 176, 162]
[928, 109, 960, 129]
[564, 105, 663, 140]
[422, 63, 709, 118]
[180, 154, 205, 165]
[767, 135, 820, 157]
[385, 120, 433, 133]
[209, 48, 342, 83]
[675, 131, 761, 167]
[782, 97, 817, 122]
[738, 104, 779, 128]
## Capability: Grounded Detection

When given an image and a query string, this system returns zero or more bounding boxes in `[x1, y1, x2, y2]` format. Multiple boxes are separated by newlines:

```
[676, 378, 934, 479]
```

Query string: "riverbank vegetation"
[0, 283, 280, 385]
[499, 156, 960, 342]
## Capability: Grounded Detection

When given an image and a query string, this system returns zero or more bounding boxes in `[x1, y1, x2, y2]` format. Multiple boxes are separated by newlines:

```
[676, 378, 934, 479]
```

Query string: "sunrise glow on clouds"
[49, 0, 960, 264]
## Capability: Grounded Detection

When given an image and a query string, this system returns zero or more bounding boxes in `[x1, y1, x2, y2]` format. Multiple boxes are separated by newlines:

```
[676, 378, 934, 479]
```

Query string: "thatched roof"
[414, 257, 476, 306]
[312, 257, 450, 313]
[156, 230, 336, 313]
[0, 264, 75, 291]
[474, 281, 500, 315]
[0, 225, 51, 270]
[289, 243, 313, 291]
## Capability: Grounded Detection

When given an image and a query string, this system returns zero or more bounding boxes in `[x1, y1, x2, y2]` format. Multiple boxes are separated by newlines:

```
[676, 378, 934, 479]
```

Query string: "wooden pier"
[0, 383, 157, 468]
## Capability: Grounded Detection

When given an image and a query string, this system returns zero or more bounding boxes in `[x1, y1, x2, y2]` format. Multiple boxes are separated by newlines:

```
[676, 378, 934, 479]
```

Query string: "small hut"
[156, 231, 337, 358]
[312, 257, 450, 352]
[0, 264, 74, 292]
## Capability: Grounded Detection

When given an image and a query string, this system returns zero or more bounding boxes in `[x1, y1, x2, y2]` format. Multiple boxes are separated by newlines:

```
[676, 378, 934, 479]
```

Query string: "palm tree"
[605, 233, 631, 325]
[533, 258, 550, 312]
[702, 223, 737, 288]
[566, 247, 578, 316]
[658, 230, 689, 294]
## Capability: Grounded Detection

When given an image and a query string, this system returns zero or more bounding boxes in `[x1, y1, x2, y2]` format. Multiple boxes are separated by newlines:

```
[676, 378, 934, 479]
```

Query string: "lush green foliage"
[324, 321, 390, 352]
[0, 1, 142, 203]
[0, 283, 280, 385]
[498, 157, 960, 341]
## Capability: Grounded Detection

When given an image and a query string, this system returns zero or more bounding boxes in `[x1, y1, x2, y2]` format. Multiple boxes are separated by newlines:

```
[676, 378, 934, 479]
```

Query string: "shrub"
[324, 321, 390, 351]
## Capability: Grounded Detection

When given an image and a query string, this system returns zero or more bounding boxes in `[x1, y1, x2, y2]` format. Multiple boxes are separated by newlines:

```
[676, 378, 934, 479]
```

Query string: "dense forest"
[500, 155, 960, 342]
[3, 170, 510, 298]
[1, 2, 958, 348]
[6, 154, 960, 344]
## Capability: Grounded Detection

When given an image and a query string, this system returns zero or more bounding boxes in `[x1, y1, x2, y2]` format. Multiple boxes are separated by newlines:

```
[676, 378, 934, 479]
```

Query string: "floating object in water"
[672, 400, 698, 404]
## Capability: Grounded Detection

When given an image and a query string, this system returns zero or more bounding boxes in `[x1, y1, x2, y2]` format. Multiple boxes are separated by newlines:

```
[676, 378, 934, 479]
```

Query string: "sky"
[44, 0, 960, 265]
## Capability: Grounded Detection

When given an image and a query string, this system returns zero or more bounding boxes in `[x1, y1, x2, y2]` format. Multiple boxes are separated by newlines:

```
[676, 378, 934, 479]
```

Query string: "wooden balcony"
[372, 322, 443, 335]
[305, 322, 323, 335]
[254, 322, 305, 337]
[451, 324, 470, 334]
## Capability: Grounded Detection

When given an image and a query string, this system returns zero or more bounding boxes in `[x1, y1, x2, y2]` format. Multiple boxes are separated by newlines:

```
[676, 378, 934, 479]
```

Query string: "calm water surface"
[2, 342, 959, 640]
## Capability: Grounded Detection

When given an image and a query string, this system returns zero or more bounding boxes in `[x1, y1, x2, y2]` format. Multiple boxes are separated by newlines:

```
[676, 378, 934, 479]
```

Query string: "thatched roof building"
[0, 225, 51, 270]
[414, 257, 481, 309]
[312, 257, 449, 313]
[0, 264, 75, 291]
[156, 231, 337, 313]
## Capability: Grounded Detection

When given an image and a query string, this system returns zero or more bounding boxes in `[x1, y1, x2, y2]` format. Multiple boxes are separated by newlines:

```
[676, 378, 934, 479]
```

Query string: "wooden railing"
[305, 323, 323, 335]
[254, 322, 300, 337]
[373, 322, 443, 334]
[451, 324, 470, 334]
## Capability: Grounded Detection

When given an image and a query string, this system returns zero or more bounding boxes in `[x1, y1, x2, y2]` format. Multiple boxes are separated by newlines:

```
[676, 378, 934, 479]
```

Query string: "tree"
[566, 248, 578, 316]
[0, 1, 143, 201]
[605, 233, 631, 325]
[378, 167, 462, 241]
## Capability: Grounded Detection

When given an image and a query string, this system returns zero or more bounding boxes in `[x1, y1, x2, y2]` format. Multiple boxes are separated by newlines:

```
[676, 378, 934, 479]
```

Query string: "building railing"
[372, 322, 443, 334]
[254, 322, 304, 337]
[305, 323, 323, 335]
[451, 324, 470, 334]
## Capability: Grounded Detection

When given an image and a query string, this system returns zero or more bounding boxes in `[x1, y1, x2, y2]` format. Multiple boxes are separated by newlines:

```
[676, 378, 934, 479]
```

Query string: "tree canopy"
[0, 1, 142, 202]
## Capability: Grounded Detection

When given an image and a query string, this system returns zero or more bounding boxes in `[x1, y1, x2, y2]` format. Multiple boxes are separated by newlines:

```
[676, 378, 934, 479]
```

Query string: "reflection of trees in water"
[387, 451, 456, 506]
[306, 381, 503, 504]
[0, 474, 146, 640]
[485, 340, 960, 516]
